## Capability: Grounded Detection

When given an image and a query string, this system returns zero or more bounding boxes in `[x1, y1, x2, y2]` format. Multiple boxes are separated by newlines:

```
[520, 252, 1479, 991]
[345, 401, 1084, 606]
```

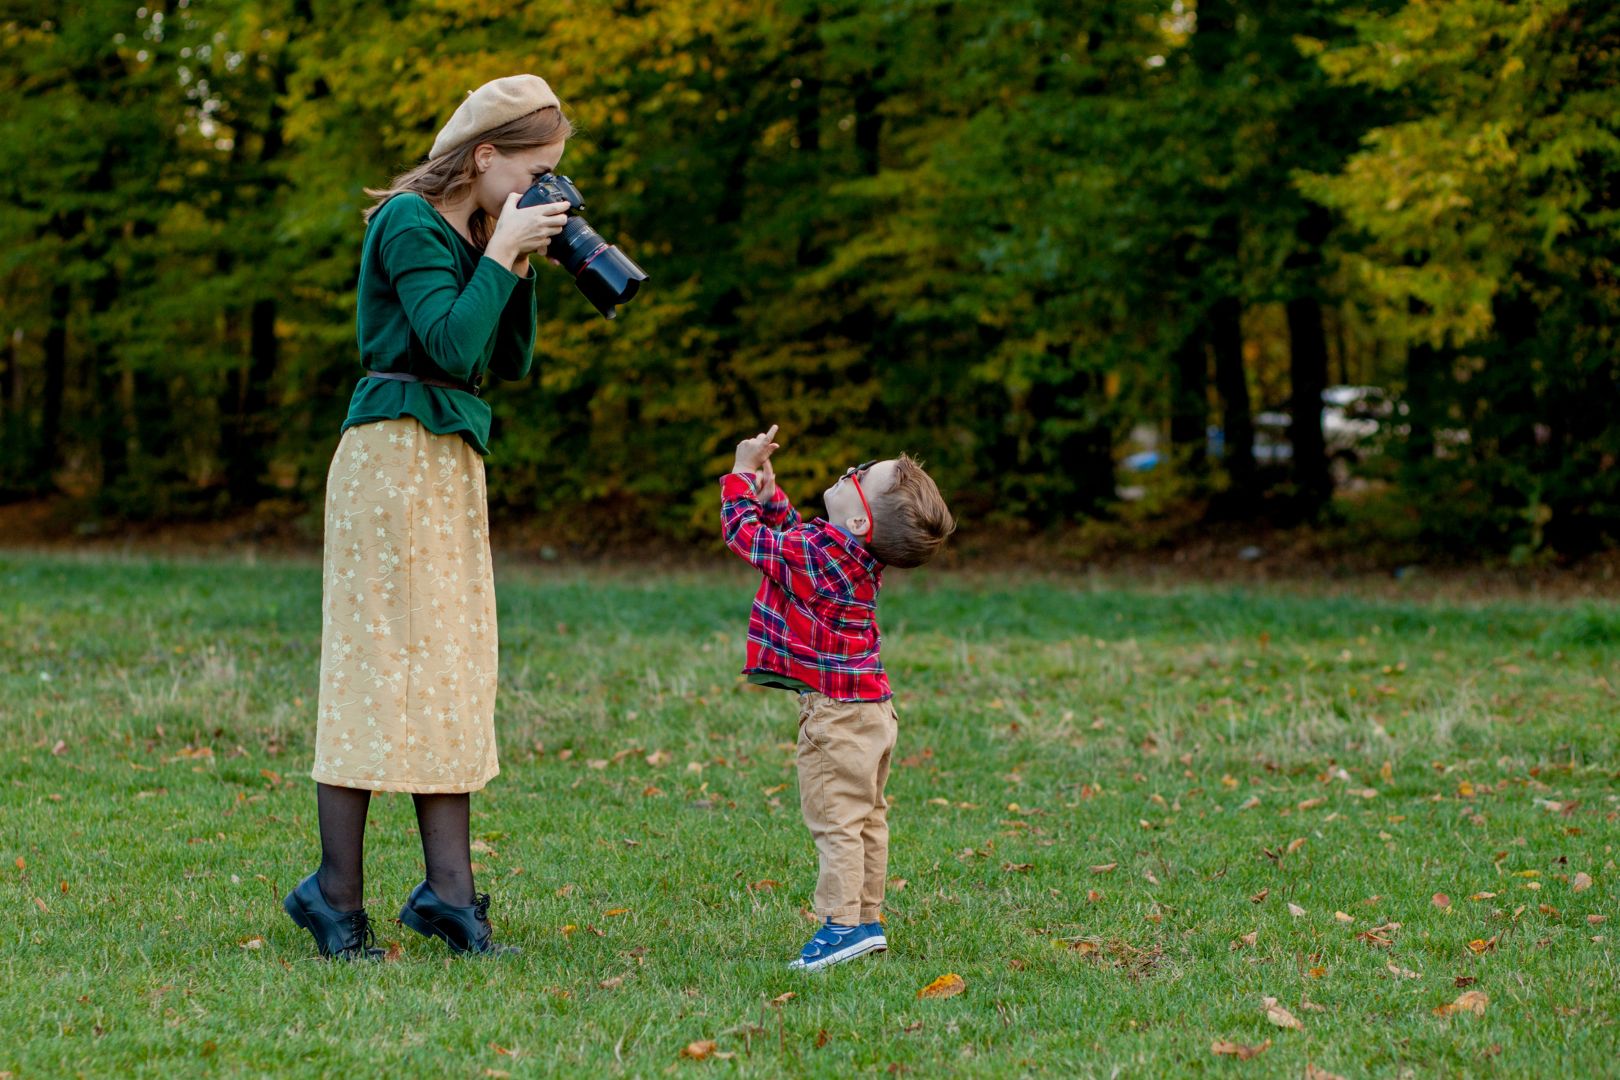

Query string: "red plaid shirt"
[719, 472, 891, 702]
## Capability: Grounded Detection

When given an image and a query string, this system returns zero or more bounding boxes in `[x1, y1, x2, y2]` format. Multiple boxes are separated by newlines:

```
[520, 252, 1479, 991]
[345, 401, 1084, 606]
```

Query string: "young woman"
[283, 75, 571, 959]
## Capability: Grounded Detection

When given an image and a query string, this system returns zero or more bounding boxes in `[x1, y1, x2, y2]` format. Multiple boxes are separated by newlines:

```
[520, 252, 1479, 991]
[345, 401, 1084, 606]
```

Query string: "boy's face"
[824, 458, 898, 541]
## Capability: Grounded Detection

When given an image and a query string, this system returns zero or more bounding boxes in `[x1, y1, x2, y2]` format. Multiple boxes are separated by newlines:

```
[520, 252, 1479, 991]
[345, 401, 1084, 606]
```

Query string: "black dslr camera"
[517, 173, 648, 320]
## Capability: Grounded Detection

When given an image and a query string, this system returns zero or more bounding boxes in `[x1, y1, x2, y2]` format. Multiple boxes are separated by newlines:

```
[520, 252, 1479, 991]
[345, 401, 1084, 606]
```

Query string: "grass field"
[1, 551, 1616, 1077]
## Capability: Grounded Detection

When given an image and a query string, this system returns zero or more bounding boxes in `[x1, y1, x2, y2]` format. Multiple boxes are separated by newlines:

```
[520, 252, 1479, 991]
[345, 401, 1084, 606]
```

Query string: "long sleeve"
[490, 269, 538, 381]
[720, 473, 820, 595]
[378, 204, 523, 382]
[761, 485, 800, 530]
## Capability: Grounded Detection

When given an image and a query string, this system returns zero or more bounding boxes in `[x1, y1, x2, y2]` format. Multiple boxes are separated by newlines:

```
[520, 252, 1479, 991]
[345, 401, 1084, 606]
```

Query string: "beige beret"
[429, 74, 561, 160]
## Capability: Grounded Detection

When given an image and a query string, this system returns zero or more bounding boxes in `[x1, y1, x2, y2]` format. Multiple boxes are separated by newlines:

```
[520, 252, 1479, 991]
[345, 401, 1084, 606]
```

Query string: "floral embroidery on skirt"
[312, 417, 499, 793]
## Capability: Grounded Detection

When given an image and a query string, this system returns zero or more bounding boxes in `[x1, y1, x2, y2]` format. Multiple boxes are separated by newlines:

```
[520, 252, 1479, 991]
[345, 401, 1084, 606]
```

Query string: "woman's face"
[473, 141, 567, 217]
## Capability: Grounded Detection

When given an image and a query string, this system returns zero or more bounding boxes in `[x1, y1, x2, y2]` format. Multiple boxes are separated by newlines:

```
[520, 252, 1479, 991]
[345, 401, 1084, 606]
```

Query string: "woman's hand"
[486, 192, 570, 268]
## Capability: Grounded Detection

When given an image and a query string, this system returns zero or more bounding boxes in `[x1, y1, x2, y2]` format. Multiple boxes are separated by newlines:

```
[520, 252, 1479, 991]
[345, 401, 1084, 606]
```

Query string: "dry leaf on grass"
[1334, 911, 1353, 924]
[1305, 1064, 1347, 1080]
[1433, 990, 1489, 1018]
[1251, 888, 1269, 903]
[1432, 893, 1451, 909]
[1286, 837, 1308, 855]
[1386, 962, 1421, 979]
[1089, 862, 1118, 874]
[1572, 872, 1593, 893]
[1466, 936, 1499, 954]
[917, 973, 967, 999]
[1288, 902, 1307, 918]
[1231, 930, 1258, 950]
[679, 1040, 718, 1060]
[770, 992, 796, 1007]
[1211, 1039, 1271, 1060]
[1262, 996, 1302, 1030]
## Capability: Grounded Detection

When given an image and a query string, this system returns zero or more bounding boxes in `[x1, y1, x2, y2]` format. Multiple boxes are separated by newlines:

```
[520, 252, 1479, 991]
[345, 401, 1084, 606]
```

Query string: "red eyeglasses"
[841, 460, 877, 543]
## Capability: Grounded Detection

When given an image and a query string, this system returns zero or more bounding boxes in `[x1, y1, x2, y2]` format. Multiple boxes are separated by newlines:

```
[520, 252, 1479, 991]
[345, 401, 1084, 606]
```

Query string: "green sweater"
[343, 192, 537, 455]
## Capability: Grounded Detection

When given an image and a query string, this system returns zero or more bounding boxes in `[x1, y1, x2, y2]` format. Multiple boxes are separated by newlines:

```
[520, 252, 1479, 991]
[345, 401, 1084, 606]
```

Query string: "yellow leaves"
[604, 907, 629, 917]
[917, 973, 966, 1000]
[1262, 997, 1302, 1030]
[1221, 775, 1240, 789]
[1211, 1038, 1271, 1060]
[1513, 869, 1540, 879]
[1466, 935, 1499, 954]
[1456, 781, 1475, 798]
[1433, 990, 1489, 1018]
[1379, 760, 1394, 783]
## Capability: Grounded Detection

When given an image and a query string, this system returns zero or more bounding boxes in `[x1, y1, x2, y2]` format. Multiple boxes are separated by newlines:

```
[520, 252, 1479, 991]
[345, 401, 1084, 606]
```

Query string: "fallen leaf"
[604, 907, 629, 917]
[1089, 862, 1118, 874]
[1297, 797, 1326, 811]
[1086, 889, 1103, 903]
[1454, 975, 1477, 988]
[1589, 914, 1607, 926]
[1387, 962, 1421, 979]
[383, 940, 404, 961]
[917, 973, 967, 999]
[1572, 872, 1592, 893]
[1334, 911, 1353, 924]
[1288, 903, 1307, 918]
[1286, 837, 1307, 855]
[770, 992, 796, 1006]
[1239, 795, 1261, 810]
[1432, 893, 1451, 909]
[1211, 1039, 1271, 1060]
[1231, 930, 1258, 950]
[1469, 892, 1496, 901]
[1305, 1063, 1347, 1080]
[1433, 990, 1489, 1018]
[598, 976, 625, 989]
[1261, 997, 1302, 1030]
[51, 740, 67, 756]
[555, 883, 576, 898]
[751, 879, 781, 891]
[1466, 936, 1498, 954]
[1251, 888, 1269, 903]
[679, 1040, 717, 1060]
[1002, 862, 1033, 873]
[238, 936, 265, 950]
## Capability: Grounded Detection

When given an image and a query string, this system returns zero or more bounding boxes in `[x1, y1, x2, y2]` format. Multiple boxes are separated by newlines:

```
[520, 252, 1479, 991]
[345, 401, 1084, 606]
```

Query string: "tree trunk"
[1210, 293, 1253, 501]
[1285, 204, 1334, 518]
[35, 282, 70, 485]
[1170, 328, 1209, 478]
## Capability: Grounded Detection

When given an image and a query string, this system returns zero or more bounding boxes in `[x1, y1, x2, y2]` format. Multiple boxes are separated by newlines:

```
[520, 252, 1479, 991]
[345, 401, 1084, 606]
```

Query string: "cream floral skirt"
[311, 417, 500, 793]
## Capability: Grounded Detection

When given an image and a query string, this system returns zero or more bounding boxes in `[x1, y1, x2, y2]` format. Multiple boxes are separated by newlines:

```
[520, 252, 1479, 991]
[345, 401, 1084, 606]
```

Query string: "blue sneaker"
[788, 919, 887, 971]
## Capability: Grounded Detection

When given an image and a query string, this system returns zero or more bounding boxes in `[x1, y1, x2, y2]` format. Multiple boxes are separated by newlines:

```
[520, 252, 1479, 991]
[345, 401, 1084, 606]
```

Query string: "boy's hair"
[868, 454, 956, 568]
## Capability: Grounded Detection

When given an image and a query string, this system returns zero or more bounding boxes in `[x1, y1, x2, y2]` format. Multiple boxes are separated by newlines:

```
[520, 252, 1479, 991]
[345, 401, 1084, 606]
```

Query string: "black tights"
[314, 783, 477, 911]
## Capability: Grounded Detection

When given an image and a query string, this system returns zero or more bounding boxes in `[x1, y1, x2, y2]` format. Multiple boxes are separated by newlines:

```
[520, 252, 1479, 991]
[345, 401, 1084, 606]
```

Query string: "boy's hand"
[758, 454, 777, 501]
[732, 424, 780, 480]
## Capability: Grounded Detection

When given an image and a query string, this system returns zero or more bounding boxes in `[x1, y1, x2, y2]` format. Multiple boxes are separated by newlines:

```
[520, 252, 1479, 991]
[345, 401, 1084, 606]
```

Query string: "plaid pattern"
[720, 472, 891, 702]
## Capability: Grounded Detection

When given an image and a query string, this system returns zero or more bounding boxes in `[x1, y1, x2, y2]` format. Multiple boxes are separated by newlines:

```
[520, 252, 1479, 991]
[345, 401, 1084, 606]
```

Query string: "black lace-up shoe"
[399, 882, 520, 955]
[282, 873, 385, 960]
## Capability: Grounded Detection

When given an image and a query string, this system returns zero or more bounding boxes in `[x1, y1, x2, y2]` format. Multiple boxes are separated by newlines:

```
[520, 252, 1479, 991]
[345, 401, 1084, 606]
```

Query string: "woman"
[283, 75, 572, 959]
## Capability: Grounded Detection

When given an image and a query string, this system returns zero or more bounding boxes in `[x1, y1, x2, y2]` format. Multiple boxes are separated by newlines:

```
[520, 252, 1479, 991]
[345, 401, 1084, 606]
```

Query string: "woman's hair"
[362, 106, 573, 249]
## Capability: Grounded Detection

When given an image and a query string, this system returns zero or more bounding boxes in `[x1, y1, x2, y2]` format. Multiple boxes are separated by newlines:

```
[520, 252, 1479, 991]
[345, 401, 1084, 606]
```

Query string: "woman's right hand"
[487, 192, 570, 265]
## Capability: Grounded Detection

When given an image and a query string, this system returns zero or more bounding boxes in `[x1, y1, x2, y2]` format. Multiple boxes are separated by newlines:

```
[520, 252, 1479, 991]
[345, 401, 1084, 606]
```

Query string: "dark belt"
[365, 370, 482, 397]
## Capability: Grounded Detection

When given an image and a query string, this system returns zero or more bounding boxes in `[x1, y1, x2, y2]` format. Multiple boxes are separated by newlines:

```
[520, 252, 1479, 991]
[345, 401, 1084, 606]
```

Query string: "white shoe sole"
[789, 935, 887, 971]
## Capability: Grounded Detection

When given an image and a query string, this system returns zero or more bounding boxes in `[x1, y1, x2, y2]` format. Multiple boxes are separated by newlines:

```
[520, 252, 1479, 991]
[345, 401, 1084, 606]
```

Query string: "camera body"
[518, 173, 648, 319]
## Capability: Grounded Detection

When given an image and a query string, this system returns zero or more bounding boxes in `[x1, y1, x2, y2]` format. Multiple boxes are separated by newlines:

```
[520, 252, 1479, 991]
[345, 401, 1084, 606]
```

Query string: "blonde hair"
[869, 454, 956, 568]
[362, 106, 573, 249]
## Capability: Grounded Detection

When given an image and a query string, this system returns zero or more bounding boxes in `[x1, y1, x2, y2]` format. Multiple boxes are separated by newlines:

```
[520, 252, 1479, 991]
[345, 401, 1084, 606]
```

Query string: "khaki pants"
[796, 691, 898, 925]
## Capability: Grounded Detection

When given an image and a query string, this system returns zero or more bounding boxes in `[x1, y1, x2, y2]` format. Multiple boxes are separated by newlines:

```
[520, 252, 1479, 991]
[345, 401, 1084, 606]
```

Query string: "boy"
[720, 424, 955, 970]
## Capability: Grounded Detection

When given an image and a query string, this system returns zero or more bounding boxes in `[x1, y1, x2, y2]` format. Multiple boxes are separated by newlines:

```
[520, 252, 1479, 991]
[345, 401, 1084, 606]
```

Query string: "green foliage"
[0, 1, 1617, 556]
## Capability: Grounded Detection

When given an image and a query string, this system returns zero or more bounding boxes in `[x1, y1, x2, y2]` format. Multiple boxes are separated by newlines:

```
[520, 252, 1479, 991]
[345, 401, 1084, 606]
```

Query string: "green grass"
[1, 551, 1616, 1077]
